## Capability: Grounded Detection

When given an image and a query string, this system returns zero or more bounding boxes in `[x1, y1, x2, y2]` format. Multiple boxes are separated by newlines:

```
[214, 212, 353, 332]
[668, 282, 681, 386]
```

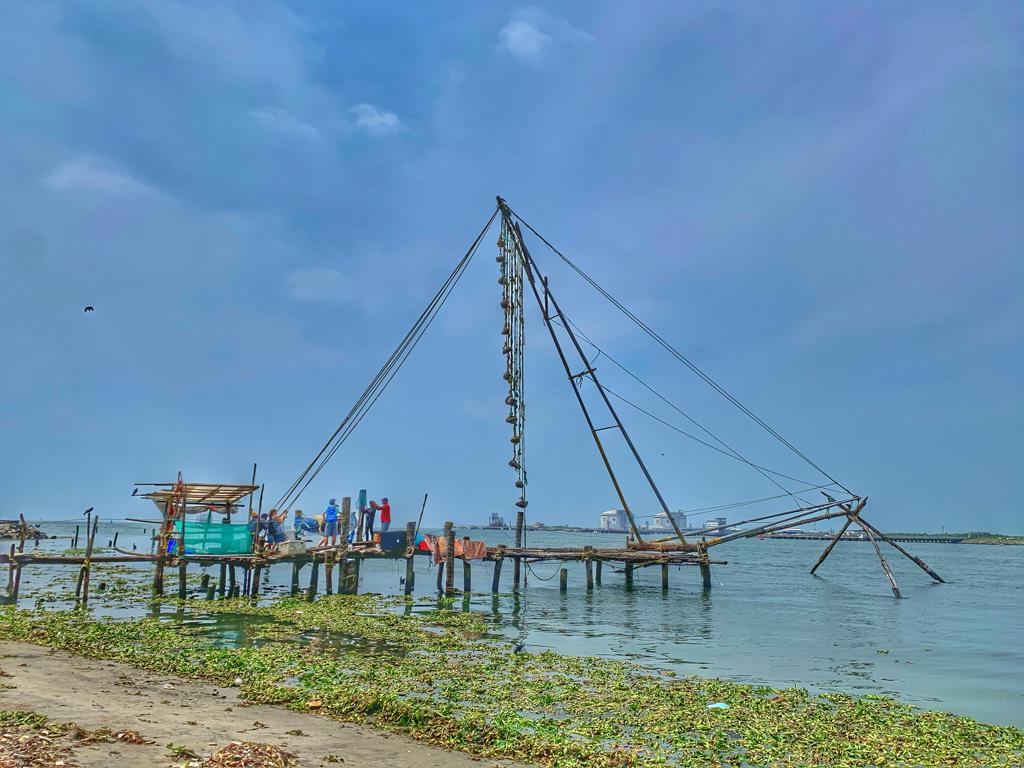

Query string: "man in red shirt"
[378, 497, 392, 532]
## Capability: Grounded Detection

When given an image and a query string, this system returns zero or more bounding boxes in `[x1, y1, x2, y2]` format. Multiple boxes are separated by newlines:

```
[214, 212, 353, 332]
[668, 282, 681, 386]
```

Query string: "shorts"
[324, 520, 339, 537]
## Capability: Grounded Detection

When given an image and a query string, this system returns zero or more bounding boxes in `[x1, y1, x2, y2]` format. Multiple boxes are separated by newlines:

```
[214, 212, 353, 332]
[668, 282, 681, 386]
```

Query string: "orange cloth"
[430, 536, 487, 563]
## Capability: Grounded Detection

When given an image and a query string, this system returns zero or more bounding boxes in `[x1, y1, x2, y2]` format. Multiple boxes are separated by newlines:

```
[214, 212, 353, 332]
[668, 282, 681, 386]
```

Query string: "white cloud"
[348, 103, 402, 137]
[499, 20, 550, 61]
[498, 8, 593, 63]
[42, 155, 161, 198]
[249, 106, 321, 141]
[287, 268, 350, 302]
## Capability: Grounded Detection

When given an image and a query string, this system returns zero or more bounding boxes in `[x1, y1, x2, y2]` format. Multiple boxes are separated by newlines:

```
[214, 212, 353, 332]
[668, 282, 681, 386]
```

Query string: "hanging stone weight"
[503, 344, 511, 354]
[515, 480, 524, 489]
[509, 458, 520, 469]
[502, 324, 510, 335]
[505, 395, 516, 406]
[500, 298, 510, 309]
[498, 276, 507, 285]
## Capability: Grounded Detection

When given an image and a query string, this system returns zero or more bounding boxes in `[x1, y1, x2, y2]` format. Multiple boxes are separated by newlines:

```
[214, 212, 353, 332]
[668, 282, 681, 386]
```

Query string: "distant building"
[599, 509, 628, 531]
[487, 512, 507, 529]
[705, 516, 729, 534]
[651, 510, 688, 532]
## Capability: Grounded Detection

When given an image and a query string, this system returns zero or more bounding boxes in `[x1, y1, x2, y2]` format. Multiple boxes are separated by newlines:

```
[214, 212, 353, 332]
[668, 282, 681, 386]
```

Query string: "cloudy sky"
[1, 1, 1021, 533]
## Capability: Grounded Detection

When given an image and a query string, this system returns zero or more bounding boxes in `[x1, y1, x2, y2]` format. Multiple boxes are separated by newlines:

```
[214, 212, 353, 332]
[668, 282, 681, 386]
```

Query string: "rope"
[275, 207, 499, 511]
[506, 204, 851, 495]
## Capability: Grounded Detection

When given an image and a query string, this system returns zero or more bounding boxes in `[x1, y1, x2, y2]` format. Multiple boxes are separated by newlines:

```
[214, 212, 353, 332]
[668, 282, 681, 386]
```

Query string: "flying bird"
[83, 306, 94, 313]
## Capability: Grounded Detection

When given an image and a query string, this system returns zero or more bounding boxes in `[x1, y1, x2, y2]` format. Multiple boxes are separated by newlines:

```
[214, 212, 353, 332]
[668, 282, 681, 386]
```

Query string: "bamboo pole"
[859, 517, 945, 583]
[80, 517, 99, 606]
[513, 510, 524, 587]
[810, 516, 854, 574]
[857, 520, 901, 598]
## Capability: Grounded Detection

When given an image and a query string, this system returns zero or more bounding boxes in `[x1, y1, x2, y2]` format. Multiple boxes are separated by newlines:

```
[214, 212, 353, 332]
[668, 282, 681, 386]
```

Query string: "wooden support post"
[218, 563, 226, 597]
[810, 516, 854, 574]
[112, 532, 119, 548]
[337, 556, 345, 594]
[73, 525, 80, 549]
[290, 561, 301, 596]
[860, 518, 945, 583]
[444, 521, 455, 595]
[559, 568, 568, 592]
[700, 562, 712, 590]
[857, 520, 902, 598]
[350, 557, 361, 594]
[307, 555, 319, 601]
[325, 553, 334, 595]
[227, 564, 236, 597]
[661, 562, 669, 590]
[153, 561, 165, 596]
[584, 547, 594, 590]
[624, 562, 634, 587]
[80, 516, 99, 606]
[595, 559, 602, 584]
[6, 544, 14, 597]
[340, 497, 352, 544]
[177, 561, 187, 600]
[491, 554, 503, 594]
[513, 510, 524, 588]
[200, 573, 210, 590]
[206, 584, 216, 600]
[463, 559, 472, 594]
[436, 561, 445, 594]
[404, 521, 416, 595]
[12, 516, 28, 602]
[251, 564, 262, 600]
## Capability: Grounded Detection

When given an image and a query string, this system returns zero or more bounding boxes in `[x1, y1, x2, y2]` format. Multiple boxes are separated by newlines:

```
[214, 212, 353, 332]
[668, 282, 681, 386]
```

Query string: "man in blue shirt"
[319, 498, 340, 547]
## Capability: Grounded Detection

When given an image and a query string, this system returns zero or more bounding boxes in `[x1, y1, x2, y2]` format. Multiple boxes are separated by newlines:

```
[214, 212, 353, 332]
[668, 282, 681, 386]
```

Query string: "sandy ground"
[0, 640, 512, 767]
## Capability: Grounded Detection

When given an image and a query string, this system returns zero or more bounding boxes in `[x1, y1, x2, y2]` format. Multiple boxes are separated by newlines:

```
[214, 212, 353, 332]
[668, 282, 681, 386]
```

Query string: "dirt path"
[0, 640, 511, 767]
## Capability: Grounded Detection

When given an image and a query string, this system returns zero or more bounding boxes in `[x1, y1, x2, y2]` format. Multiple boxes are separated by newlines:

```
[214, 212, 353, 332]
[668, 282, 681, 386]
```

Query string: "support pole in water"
[491, 549, 504, 593]
[559, 568, 568, 592]
[444, 521, 455, 595]
[700, 561, 712, 590]
[307, 555, 320, 601]
[810, 516, 854, 575]
[80, 516, 99, 606]
[857, 520, 901, 598]
[290, 561, 301, 596]
[324, 553, 334, 595]
[404, 521, 416, 595]
[595, 559, 602, 584]
[227, 564, 236, 597]
[436, 561, 444, 594]
[177, 561, 187, 600]
[251, 563, 263, 600]
[584, 547, 594, 591]
[463, 556, 472, 594]
[624, 562, 633, 587]
[661, 562, 669, 590]
[218, 563, 227, 597]
[513, 510, 525, 588]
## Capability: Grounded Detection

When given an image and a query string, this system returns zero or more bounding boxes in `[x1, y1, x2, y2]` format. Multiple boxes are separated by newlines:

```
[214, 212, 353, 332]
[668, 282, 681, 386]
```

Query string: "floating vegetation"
[1, 591, 1021, 768]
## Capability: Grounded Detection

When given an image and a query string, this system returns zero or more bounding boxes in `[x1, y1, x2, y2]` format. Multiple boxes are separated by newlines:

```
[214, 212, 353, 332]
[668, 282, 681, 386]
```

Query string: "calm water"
[17, 522, 1024, 727]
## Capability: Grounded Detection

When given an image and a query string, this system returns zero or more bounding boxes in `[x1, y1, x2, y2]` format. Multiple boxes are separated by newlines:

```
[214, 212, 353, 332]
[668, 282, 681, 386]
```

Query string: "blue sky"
[1, 2, 1021, 533]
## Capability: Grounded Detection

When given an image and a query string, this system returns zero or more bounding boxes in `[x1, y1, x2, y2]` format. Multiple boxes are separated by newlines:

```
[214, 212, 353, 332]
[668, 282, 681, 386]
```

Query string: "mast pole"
[500, 199, 686, 545]
[499, 200, 649, 543]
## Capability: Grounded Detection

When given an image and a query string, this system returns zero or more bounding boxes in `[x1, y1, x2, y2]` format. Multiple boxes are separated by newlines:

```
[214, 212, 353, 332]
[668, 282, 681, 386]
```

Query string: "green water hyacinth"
[1, 572, 1022, 766]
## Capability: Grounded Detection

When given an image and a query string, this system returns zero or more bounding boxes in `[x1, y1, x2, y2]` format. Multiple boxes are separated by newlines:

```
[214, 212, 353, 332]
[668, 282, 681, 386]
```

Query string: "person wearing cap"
[318, 497, 340, 548]
[378, 497, 392, 532]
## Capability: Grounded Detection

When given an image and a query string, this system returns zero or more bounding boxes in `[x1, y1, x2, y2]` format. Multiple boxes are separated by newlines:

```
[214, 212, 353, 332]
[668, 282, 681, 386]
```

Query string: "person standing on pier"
[377, 497, 391, 533]
[318, 498, 340, 548]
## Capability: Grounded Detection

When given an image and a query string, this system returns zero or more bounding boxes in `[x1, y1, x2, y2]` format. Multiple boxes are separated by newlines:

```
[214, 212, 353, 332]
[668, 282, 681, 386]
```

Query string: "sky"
[1, 1, 1021, 534]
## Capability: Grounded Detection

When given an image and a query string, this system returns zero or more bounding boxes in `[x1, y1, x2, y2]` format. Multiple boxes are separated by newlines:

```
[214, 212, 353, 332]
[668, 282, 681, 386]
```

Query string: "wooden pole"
[595, 559, 602, 584]
[350, 557, 360, 594]
[463, 558, 472, 594]
[559, 568, 568, 592]
[12, 515, 28, 602]
[404, 521, 416, 595]
[624, 561, 633, 587]
[700, 561, 712, 590]
[73, 525, 80, 549]
[80, 516, 99, 606]
[444, 521, 455, 595]
[513, 510, 524, 587]
[227, 564, 236, 597]
[661, 562, 669, 590]
[206, 584, 216, 600]
[251, 563, 263, 600]
[291, 561, 301, 596]
[200, 573, 210, 590]
[218, 563, 227, 596]
[584, 547, 594, 590]
[325, 553, 334, 595]
[307, 554, 319, 601]
[491, 551, 503, 593]
[859, 517, 945, 583]
[5, 544, 14, 598]
[810, 516, 854, 574]
[436, 561, 444, 594]
[112, 532, 119, 548]
[857, 520, 901, 598]
[177, 561, 187, 600]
